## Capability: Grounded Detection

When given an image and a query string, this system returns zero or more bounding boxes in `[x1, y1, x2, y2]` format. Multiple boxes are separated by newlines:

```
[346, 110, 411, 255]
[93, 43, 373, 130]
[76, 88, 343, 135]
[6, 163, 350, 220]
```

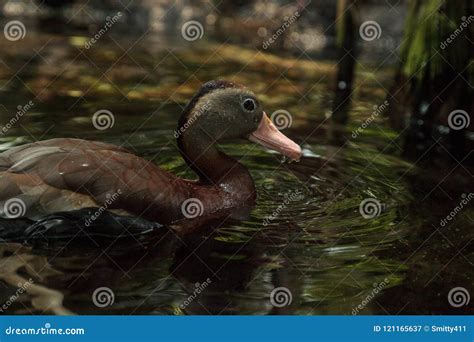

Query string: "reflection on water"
[0, 23, 472, 315]
[0, 243, 72, 315]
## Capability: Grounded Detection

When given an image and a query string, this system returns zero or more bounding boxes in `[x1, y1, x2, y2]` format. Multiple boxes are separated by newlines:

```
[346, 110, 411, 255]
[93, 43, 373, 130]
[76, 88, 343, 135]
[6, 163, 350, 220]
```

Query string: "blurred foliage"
[401, 0, 472, 81]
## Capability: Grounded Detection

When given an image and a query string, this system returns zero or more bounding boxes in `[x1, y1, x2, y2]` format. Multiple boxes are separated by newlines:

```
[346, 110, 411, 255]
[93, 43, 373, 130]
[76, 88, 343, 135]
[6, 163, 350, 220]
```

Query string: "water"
[0, 28, 472, 316]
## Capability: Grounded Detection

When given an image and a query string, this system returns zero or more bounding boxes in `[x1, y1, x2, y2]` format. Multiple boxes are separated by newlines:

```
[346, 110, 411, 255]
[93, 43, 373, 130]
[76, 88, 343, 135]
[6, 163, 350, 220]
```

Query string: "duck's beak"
[249, 112, 302, 162]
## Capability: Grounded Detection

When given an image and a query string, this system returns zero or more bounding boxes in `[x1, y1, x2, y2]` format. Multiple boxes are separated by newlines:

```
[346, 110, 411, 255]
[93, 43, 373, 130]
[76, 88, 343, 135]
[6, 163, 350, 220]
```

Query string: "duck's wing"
[0, 138, 189, 222]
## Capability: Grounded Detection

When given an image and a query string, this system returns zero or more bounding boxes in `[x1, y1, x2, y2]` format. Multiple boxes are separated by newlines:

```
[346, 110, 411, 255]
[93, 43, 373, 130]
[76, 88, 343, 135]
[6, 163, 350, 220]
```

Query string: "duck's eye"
[242, 98, 257, 112]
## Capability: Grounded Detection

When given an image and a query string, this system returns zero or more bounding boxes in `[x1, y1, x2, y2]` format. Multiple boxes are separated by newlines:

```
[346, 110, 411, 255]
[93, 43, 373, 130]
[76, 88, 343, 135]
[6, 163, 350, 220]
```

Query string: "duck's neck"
[178, 131, 255, 198]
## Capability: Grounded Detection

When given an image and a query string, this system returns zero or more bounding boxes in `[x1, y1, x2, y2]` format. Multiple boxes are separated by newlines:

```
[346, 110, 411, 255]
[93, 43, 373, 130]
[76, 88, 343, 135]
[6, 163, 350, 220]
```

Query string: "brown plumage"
[0, 81, 301, 225]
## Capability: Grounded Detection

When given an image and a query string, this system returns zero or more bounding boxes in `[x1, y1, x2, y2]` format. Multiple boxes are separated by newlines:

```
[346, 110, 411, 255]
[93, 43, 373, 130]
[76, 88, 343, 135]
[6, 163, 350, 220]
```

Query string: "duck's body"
[0, 138, 253, 223]
[0, 81, 301, 226]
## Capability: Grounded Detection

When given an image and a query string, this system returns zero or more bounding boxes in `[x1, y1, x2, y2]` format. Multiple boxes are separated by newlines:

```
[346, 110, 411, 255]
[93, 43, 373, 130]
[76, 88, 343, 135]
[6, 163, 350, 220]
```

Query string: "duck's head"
[177, 80, 302, 163]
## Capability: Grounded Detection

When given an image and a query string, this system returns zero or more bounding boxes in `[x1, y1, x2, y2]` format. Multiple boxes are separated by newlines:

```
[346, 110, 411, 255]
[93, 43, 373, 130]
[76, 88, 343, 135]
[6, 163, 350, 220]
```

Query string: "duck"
[0, 80, 301, 226]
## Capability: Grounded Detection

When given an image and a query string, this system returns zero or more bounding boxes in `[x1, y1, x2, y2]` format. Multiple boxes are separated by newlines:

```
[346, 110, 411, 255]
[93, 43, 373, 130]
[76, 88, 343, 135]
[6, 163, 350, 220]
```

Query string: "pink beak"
[249, 112, 302, 161]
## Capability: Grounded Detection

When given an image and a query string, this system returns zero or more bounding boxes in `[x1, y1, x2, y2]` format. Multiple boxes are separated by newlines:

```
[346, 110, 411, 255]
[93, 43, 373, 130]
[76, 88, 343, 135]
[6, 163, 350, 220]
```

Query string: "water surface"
[0, 27, 472, 315]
